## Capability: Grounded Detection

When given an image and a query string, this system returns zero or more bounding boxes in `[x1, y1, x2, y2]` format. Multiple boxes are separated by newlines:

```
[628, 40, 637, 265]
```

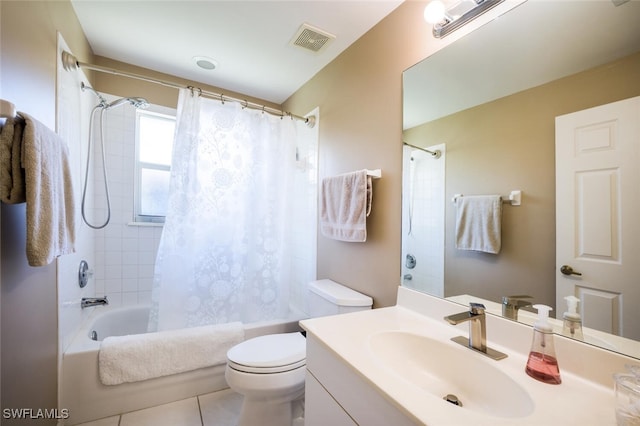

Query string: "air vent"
[290, 23, 335, 53]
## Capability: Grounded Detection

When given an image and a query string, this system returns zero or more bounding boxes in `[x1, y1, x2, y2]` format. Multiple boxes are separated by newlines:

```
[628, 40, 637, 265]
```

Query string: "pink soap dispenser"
[525, 304, 562, 384]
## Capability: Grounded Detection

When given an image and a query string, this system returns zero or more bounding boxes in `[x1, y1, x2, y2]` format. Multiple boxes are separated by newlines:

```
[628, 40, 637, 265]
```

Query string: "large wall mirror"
[402, 0, 640, 359]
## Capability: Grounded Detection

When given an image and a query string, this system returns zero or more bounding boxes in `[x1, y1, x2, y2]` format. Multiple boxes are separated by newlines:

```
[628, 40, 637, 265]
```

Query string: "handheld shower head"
[105, 97, 149, 110]
[105, 98, 128, 109]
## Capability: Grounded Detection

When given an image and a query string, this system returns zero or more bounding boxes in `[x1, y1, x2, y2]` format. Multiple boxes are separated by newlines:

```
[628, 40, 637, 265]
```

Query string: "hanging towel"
[20, 112, 76, 266]
[320, 170, 372, 242]
[0, 116, 26, 204]
[98, 322, 245, 385]
[455, 195, 502, 254]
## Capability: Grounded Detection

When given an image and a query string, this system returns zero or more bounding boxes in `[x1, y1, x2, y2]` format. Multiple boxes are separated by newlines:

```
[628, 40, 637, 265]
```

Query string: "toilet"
[225, 279, 373, 426]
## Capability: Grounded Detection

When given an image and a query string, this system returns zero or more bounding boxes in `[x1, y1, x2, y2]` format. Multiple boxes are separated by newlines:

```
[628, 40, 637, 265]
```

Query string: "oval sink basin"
[368, 331, 534, 419]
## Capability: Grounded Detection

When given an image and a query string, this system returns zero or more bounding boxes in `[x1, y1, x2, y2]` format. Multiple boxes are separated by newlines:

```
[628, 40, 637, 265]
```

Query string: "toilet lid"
[227, 332, 306, 373]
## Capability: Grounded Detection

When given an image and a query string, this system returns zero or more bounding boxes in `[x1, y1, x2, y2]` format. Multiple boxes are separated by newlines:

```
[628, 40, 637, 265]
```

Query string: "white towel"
[20, 112, 76, 266]
[320, 170, 372, 242]
[0, 117, 26, 204]
[98, 322, 244, 385]
[455, 195, 502, 254]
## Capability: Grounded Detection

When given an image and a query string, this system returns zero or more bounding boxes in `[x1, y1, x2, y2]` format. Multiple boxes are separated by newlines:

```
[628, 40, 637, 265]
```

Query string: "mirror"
[402, 0, 640, 358]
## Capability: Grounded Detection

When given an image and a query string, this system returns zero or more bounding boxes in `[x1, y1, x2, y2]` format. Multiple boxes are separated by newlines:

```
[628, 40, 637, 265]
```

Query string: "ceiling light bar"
[432, 0, 505, 38]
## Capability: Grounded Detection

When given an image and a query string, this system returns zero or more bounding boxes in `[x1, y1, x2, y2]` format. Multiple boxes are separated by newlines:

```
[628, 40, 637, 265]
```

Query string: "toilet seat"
[227, 332, 306, 374]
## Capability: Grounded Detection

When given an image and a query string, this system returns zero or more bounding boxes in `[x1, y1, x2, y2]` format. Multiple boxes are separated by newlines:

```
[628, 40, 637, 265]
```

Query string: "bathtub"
[61, 304, 305, 425]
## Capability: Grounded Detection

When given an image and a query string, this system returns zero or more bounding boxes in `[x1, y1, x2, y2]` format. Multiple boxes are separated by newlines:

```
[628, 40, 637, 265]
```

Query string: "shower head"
[105, 97, 149, 110]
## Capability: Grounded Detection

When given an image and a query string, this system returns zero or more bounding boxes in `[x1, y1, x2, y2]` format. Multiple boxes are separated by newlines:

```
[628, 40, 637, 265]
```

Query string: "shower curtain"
[149, 89, 302, 330]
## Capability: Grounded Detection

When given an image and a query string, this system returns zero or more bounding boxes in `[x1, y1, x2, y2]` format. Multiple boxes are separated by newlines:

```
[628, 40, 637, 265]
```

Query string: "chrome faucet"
[444, 302, 507, 360]
[501, 295, 533, 320]
[81, 296, 109, 309]
[445, 302, 487, 352]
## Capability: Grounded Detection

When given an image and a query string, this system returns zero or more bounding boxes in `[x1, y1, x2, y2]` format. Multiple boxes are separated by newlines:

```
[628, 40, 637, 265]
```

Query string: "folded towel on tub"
[455, 195, 502, 254]
[320, 169, 372, 242]
[99, 322, 245, 385]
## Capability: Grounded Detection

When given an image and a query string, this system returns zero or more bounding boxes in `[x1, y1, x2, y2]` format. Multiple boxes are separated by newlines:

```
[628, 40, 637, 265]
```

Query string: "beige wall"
[283, 1, 519, 307]
[403, 51, 640, 308]
[0, 1, 92, 421]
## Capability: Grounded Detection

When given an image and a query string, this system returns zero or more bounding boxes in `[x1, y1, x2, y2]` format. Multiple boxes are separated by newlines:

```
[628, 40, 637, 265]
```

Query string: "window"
[134, 110, 175, 223]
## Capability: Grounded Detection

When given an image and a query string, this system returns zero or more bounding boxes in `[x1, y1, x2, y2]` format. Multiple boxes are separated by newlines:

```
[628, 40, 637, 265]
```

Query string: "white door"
[556, 96, 640, 340]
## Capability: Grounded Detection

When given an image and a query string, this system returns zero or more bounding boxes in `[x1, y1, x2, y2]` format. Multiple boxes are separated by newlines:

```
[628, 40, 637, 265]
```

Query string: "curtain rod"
[61, 51, 316, 128]
[403, 141, 441, 159]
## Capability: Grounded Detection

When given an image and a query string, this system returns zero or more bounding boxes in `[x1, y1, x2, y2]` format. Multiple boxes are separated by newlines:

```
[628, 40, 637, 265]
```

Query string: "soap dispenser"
[525, 304, 562, 384]
[562, 295, 584, 340]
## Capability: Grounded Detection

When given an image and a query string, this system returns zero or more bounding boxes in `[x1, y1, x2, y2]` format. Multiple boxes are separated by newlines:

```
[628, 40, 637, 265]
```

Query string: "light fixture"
[424, 0, 446, 24]
[425, 0, 505, 38]
[193, 56, 218, 71]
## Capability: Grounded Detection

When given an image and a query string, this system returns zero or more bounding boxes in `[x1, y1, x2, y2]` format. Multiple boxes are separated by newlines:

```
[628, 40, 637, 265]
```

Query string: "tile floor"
[75, 389, 243, 426]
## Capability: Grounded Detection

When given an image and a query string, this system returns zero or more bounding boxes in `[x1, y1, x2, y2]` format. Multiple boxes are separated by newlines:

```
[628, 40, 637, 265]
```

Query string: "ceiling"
[70, 0, 404, 105]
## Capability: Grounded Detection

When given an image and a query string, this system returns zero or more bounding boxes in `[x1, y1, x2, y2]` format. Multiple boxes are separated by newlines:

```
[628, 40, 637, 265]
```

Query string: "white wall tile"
[56, 36, 98, 353]
[122, 278, 138, 293]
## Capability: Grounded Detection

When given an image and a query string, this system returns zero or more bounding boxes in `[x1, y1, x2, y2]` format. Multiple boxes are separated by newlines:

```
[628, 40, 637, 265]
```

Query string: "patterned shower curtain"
[149, 88, 301, 330]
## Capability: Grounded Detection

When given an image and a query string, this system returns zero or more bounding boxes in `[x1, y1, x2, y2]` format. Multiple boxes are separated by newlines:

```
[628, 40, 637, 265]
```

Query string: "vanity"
[301, 287, 635, 425]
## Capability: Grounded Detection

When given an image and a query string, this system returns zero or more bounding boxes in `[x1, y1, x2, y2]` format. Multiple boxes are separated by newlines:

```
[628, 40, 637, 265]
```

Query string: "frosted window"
[135, 111, 175, 222]
[140, 168, 170, 217]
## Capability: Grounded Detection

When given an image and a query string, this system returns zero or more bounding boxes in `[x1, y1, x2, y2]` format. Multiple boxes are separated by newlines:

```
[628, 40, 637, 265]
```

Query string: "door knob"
[560, 265, 582, 276]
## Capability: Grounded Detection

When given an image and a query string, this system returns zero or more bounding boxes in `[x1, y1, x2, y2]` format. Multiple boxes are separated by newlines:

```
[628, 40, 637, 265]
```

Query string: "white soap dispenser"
[525, 304, 561, 385]
[562, 295, 584, 340]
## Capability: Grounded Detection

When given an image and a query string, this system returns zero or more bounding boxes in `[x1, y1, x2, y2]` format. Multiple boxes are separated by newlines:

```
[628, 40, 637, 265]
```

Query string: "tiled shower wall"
[89, 99, 172, 307]
[401, 144, 446, 297]
[91, 98, 318, 311]
[57, 37, 97, 352]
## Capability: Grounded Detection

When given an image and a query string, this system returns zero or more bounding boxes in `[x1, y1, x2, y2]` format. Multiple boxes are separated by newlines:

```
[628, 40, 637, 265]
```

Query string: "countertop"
[301, 290, 621, 425]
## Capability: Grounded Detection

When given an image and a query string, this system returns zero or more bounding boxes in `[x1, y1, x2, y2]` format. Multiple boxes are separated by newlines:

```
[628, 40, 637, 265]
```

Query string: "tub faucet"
[81, 296, 109, 309]
[444, 302, 507, 360]
[501, 295, 533, 320]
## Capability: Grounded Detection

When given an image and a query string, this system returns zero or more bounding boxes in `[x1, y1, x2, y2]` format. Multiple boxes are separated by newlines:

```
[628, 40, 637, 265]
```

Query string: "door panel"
[575, 168, 618, 259]
[556, 96, 640, 340]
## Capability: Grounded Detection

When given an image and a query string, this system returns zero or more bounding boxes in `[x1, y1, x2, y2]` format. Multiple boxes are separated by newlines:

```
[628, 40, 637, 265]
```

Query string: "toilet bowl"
[225, 332, 307, 426]
[225, 279, 373, 426]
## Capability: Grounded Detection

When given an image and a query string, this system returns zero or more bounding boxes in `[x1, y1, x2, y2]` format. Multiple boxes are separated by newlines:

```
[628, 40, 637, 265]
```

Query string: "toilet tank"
[308, 279, 373, 317]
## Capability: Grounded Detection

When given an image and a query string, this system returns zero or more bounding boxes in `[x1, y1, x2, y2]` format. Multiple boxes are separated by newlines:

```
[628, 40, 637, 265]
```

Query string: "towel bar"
[366, 169, 382, 179]
[452, 190, 521, 206]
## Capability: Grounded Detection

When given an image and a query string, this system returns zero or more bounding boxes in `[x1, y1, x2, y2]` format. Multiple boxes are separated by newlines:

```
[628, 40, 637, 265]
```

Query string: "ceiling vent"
[290, 23, 335, 54]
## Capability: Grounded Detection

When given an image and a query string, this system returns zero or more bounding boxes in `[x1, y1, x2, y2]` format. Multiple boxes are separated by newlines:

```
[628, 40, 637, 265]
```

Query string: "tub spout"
[81, 296, 109, 309]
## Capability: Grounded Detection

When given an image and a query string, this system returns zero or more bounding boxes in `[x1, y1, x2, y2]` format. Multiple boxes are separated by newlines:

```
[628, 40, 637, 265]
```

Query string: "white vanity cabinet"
[304, 334, 418, 426]
[305, 372, 357, 426]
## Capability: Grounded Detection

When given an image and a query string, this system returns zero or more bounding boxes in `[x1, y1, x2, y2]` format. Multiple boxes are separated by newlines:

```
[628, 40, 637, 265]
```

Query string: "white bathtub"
[61, 304, 305, 425]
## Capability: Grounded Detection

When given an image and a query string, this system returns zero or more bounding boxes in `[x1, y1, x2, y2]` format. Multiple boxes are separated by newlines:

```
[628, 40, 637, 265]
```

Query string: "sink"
[368, 331, 535, 419]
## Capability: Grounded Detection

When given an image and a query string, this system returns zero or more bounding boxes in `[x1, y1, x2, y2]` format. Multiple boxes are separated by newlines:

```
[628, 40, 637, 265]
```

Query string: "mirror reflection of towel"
[320, 170, 372, 242]
[455, 195, 502, 254]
